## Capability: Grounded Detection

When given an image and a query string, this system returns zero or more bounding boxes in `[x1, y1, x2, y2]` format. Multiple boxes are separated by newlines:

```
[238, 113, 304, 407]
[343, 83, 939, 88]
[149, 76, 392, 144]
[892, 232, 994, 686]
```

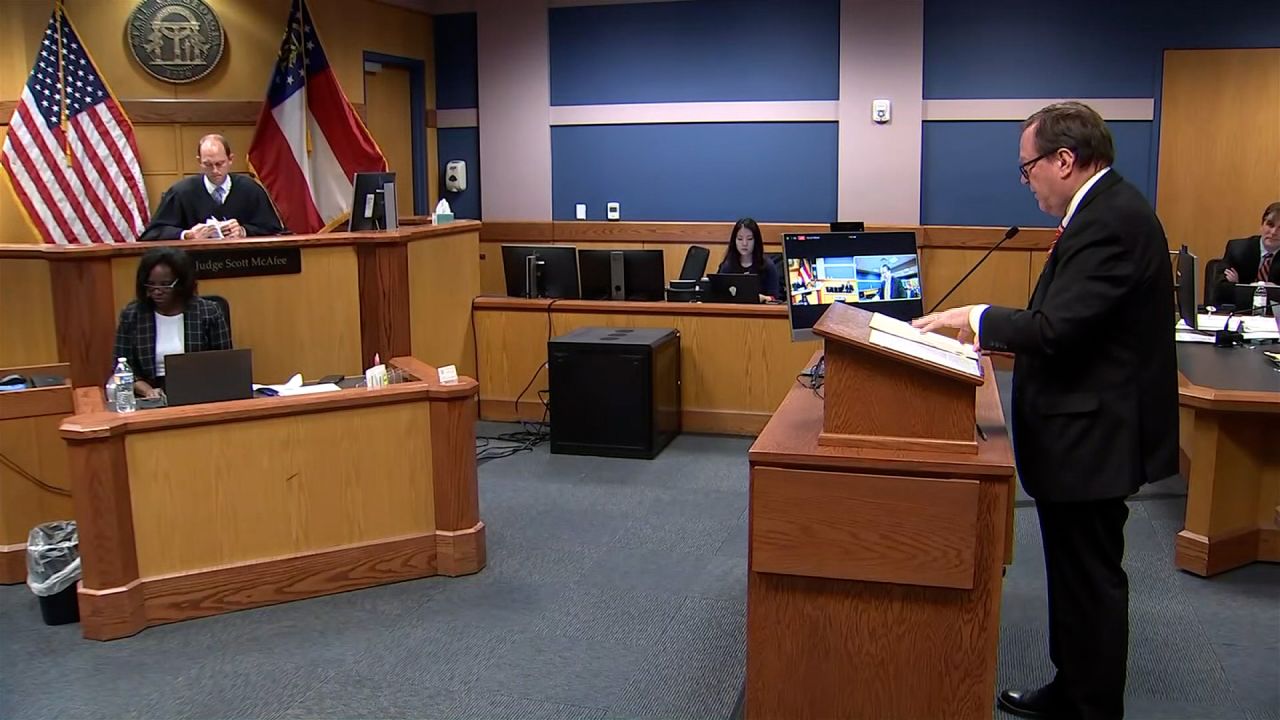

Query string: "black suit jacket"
[1212, 235, 1280, 305]
[978, 171, 1179, 502]
[113, 297, 232, 385]
[139, 174, 285, 240]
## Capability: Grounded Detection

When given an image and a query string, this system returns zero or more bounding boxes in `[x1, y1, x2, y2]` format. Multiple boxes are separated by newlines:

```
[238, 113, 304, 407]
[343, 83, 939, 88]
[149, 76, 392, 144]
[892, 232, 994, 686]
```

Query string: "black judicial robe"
[139, 173, 285, 240]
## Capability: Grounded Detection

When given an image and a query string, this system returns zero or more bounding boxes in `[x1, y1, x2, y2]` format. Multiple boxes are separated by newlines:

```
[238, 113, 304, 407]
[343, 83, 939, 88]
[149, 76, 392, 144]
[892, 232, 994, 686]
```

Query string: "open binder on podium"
[812, 302, 985, 454]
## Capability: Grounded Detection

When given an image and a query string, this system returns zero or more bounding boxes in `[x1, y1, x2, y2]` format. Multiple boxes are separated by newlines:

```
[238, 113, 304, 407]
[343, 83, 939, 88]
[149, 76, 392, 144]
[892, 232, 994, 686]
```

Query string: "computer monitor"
[829, 221, 865, 233]
[782, 231, 924, 341]
[347, 172, 397, 231]
[1175, 245, 1198, 330]
[501, 245, 581, 299]
[579, 249, 666, 301]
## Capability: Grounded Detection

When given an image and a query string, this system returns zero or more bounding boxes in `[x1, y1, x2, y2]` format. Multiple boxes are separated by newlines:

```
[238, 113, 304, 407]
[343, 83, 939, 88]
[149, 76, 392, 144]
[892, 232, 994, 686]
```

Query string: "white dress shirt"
[204, 174, 231, 202]
[154, 312, 185, 377]
[969, 167, 1113, 335]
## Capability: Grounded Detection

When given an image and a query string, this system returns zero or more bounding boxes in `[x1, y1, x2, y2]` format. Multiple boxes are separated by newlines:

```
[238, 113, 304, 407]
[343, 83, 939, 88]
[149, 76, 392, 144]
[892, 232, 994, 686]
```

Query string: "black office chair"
[679, 245, 710, 281]
[766, 253, 786, 298]
[204, 294, 232, 330]
[1203, 257, 1224, 306]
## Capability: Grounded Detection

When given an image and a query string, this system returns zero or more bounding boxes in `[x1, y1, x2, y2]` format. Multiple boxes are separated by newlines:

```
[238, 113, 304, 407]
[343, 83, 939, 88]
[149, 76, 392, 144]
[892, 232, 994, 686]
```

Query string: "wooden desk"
[1176, 343, 1280, 576]
[0, 221, 481, 388]
[746, 356, 1016, 719]
[60, 357, 483, 641]
[472, 297, 820, 435]
[0, 363, 74, 584]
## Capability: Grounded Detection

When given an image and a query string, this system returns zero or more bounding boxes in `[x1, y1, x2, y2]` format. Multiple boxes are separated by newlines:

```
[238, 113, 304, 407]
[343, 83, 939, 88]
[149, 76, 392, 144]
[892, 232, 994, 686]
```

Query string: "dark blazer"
[978, 171, 1179, 502]
[717, 256, 782, 298]
[1212, 235, 1280, 305]
[113, 297, 232, 385]
[139, 174, 285, 241]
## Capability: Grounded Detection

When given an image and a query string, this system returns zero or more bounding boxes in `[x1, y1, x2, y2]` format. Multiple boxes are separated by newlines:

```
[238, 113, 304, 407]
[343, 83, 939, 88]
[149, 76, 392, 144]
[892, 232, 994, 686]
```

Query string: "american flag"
[1, 6, 148, 245]
[248, 0, 385, 234]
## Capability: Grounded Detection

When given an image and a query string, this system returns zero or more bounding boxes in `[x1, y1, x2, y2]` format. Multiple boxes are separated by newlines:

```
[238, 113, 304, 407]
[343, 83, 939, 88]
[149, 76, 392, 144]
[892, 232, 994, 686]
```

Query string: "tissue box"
[433, 212, 454, 225]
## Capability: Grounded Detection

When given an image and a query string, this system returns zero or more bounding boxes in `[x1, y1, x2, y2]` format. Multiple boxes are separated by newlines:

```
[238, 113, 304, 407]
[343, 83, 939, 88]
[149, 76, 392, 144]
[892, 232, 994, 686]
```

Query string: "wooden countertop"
[472, 295, 792, 318]
[749, 356, 1015, 478]
[0, 221, 481, 259]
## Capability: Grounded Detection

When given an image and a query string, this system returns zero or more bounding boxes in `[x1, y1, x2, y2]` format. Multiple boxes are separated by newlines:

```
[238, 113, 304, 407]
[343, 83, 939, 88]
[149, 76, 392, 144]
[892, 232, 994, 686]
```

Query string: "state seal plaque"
[126, 0, 225, 84]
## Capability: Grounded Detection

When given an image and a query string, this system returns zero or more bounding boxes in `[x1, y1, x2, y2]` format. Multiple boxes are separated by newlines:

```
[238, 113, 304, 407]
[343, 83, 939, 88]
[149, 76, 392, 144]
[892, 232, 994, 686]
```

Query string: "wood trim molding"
[59, 381, 463, 440]
[0, 99, 365, 126]
[429, 395, 482, 533]
[358, 244, 413, 364]
[0, 362, 69, 377]
[49, 258, 116, 388]
[0, 384, 73, 421]
[0, 546, 26, 585]
[1178, 371, 1280, 412]
[436, 522, 486, 577]
[68, 437, 139, 591]
[472, 295, 790, 319]
[479, 222, 555, 243]
[79, 532, 439, 641]
[0, 221, 481, 259]
[1175, 528, 1262, 577]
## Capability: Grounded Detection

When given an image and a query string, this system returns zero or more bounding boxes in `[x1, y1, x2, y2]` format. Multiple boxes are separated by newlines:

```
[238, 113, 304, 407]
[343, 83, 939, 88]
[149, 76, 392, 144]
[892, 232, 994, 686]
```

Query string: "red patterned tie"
[1047, 224, 1064, 256]
[1261, 252, 1274, 282]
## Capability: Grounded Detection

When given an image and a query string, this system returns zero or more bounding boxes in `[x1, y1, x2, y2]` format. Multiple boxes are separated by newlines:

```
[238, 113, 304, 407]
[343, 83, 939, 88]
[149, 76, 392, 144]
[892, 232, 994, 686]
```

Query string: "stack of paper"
[252, 373, 340, 396]
[1176, 315, 1280, 342]
[866, 313, 983, 378]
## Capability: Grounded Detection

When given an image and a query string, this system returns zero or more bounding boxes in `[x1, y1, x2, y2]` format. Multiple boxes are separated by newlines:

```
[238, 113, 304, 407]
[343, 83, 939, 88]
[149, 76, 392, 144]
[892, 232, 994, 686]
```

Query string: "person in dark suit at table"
[717, 217, 781, 301]
[1211, 201, 1280, 306]
[139, 134, 285, 241]
[114, 247, 231, 398]
[914, 102, 1178, 720]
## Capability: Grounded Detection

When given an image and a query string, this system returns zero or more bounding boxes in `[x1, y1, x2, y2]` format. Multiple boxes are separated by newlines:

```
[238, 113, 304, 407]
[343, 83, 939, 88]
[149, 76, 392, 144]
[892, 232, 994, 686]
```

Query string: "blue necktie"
[212, 185, 225, 204]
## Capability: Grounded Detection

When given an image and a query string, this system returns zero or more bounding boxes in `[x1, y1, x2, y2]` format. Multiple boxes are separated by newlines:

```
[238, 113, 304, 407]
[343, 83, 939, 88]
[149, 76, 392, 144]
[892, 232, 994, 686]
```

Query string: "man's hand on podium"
[913, 305, 978, 349]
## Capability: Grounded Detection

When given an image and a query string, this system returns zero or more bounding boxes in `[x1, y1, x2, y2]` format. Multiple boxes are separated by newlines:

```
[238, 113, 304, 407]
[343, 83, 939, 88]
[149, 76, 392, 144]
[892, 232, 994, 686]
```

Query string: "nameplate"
[191, 248, 302, 279]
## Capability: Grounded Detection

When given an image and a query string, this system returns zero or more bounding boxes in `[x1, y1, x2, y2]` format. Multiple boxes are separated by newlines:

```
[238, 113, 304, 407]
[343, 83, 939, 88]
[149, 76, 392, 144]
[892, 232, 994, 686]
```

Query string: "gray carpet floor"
[1, 377, 1277, 719]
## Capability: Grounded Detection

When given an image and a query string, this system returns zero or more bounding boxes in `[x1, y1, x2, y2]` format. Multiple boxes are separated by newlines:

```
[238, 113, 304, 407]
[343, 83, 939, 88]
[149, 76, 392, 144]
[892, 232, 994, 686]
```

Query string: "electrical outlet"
[575, 203, 587, 220]
[606, 202, 620, 221]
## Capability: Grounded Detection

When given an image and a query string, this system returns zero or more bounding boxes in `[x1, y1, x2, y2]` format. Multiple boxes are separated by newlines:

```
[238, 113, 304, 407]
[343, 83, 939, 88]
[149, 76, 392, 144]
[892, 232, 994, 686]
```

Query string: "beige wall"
[0, 0, 433, 244]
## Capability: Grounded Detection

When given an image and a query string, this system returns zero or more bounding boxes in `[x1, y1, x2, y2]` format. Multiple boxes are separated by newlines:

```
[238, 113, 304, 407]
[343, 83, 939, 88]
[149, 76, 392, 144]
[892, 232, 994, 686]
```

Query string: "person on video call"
[914, 102, 1178, 720]
[114, 247, 231, 398]
[1211, 201, 1279, 306]
[140, 133, 285, 240]
[717, 217, 781, 301]
[879, 261, 893, 300]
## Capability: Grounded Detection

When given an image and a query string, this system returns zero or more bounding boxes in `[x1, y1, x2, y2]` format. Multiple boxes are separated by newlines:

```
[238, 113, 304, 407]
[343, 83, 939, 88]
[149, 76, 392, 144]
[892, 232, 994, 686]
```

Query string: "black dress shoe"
[997, 686, 1060, 718]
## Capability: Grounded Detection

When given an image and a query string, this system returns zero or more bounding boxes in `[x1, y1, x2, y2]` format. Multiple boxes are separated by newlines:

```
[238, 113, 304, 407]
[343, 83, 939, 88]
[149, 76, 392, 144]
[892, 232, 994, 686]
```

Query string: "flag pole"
[299, 0, 312, 155]
[55, 0, 71, 166]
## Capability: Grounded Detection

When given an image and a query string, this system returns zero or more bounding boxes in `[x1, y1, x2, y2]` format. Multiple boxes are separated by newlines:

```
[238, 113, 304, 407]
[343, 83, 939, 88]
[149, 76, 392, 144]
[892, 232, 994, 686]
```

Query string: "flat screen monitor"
[501, 245, 581, 299]
[1175, 245, 1198, 330]
[579, 249, 666, 301]
[347, 172, 397, 231]
[782, 231, 924, 341]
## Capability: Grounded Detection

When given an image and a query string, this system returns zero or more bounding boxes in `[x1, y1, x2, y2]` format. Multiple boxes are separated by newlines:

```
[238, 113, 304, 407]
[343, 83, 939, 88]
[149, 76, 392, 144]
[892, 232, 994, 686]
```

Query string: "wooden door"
[364, 64, 416, 216]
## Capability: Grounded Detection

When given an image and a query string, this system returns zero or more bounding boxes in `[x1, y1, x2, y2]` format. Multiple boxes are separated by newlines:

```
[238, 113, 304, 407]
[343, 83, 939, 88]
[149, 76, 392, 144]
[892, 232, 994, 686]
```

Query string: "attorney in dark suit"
[139, 134, 284, 241]
[1211, 201, 1280, 305]
[915, 102, 1178, 720]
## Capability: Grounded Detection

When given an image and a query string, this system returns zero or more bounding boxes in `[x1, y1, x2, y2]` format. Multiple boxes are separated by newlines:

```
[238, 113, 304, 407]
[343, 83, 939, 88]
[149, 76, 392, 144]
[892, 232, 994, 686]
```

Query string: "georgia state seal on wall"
[126, 0, 225, 83]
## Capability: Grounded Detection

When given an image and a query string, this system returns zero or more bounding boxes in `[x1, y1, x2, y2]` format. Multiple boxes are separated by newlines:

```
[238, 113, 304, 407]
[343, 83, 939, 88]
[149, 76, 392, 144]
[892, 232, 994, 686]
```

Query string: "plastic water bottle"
[113, 357, 136, 413]
[1253, 284, 1268, 314]
[105, 375, 118, 407]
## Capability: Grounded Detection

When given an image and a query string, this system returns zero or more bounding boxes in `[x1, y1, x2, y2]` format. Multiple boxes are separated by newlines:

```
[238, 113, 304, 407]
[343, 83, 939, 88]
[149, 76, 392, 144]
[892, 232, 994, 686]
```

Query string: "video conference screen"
[782, 231, 923, 338]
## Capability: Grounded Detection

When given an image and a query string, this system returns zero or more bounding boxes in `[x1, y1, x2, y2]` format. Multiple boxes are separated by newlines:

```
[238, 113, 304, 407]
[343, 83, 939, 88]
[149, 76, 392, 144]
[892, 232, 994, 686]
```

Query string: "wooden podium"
[746, 303, 1016, 719]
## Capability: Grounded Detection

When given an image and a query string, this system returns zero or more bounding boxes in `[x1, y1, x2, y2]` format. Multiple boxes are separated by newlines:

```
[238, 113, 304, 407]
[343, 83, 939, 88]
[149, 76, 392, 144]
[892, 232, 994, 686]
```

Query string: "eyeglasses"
[144, 280, 179, 292]
[1019, 151, 1053, 181]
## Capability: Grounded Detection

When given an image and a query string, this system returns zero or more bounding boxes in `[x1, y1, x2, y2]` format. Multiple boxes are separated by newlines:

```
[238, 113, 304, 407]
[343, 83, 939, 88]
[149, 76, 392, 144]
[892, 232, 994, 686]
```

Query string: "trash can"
[27, 521, 81, 625]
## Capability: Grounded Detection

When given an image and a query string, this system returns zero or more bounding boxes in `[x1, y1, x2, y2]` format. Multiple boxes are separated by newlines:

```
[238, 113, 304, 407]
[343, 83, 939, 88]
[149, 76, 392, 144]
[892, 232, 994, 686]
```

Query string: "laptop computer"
[707, 273, 761, 304]
[163, 348, 254, 407]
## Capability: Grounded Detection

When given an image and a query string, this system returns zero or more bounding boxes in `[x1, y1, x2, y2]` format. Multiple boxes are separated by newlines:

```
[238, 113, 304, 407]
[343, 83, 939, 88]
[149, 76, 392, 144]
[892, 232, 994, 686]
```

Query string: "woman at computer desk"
[717, 217, 781, 302]
[113, 247, 231, 398]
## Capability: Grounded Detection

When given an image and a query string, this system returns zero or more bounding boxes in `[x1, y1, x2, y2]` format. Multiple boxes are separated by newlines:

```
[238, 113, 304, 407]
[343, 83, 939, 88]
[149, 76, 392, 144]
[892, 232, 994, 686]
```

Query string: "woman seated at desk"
[716, 217, 781, 302]
[113, 248, 231, 398]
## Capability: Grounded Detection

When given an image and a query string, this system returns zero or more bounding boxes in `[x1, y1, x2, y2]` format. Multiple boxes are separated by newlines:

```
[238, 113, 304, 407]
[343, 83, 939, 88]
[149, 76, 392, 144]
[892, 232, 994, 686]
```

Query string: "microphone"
[927, 226, 1020, 314]
[1213, 300, 1280, 347]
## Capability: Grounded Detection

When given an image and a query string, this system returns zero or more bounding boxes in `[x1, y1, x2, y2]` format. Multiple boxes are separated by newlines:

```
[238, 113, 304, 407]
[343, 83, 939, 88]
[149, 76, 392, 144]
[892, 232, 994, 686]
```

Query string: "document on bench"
[252, 373, 341, 396]
[867, 313, 983, 379]
[1176, 315, 1280, 342]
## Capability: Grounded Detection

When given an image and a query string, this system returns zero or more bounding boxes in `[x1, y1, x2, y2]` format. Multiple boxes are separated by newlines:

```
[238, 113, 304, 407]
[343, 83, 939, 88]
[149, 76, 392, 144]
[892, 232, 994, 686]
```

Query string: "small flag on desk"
[0, 3, 149, 245]
[248, 0, 387, 234]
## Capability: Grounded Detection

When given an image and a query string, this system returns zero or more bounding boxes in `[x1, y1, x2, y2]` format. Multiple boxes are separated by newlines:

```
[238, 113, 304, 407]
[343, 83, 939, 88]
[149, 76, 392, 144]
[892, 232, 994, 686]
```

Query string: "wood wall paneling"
[357, 243, 412, 365]
[1157, 49, 1280, 269]
[123, 402, 435, 578]
[49, 258, 117, 387]
[0, 413, 74, 583]
[920, 248, 1032, 313]
[0, 259, 58, 367]
[365, 64, 418, 217]
[408, 231, 482, 378]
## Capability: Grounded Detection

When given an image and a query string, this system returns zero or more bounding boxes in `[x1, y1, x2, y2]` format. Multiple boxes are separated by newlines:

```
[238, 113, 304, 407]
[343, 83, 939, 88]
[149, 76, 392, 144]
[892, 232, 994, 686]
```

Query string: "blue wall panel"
[551, 123, 837, 223]
[549, 0, 839, 105]
[434, 13, 478, 109]
[437, 128, 480, 220]
[920, 121, 1154, 228]
[924, 0, 1278, 99]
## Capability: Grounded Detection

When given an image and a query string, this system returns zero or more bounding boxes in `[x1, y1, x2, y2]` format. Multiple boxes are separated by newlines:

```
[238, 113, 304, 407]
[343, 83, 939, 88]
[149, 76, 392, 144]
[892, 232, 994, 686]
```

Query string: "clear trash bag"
[26, 521, 81, 597]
